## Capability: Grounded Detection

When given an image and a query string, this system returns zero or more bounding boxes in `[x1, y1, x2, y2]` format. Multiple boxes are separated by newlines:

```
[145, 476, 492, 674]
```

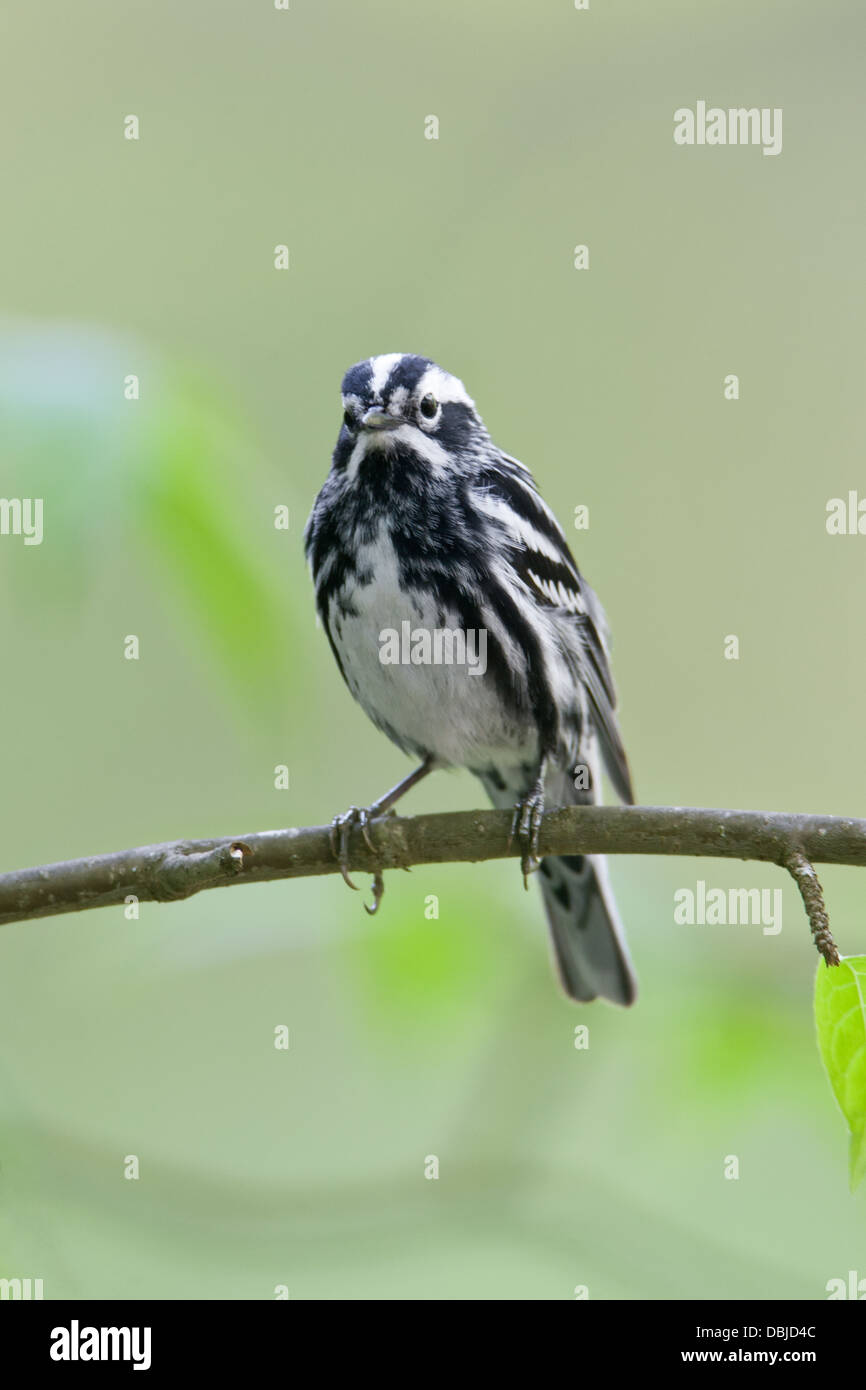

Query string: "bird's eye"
[343, 408, 355, 430]
[419, 394, 438, 420]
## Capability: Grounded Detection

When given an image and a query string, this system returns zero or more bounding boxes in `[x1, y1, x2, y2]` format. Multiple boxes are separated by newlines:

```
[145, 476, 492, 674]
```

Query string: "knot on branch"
[148, 840, 254, 902]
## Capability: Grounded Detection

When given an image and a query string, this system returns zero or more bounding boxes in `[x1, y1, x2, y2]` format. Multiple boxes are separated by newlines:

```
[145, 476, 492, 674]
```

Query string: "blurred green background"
[1, 0, 865, 1299]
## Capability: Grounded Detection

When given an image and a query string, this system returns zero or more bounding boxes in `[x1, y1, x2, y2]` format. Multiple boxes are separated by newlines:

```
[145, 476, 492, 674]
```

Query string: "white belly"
[327, 533, 536, 770]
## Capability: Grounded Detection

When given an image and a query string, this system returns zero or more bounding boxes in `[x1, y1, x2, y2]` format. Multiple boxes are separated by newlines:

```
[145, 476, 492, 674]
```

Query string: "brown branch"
[785, 849, 841, 966]
[0, 807, 863, 962]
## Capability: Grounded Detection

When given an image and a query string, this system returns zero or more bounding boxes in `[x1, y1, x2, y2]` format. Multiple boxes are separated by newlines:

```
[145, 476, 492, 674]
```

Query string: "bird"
[304, 353, 637, 1005]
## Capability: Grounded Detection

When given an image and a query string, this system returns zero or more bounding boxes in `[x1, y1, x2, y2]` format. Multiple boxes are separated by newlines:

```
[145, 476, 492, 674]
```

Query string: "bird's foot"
[509, 783, 545, 888]
[329, 806, 389, 913]
[329, 806, 376, 889]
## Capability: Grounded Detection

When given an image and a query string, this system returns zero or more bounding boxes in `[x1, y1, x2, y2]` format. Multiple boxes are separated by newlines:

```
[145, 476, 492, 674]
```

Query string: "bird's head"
[336, 354, 485, 474]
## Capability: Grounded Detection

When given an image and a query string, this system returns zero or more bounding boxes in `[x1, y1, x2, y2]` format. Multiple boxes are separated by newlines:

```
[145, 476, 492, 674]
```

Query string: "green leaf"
[814, 956, 866, 1191]
[136, 375, 299, 713]
[0, 328, 302, 714]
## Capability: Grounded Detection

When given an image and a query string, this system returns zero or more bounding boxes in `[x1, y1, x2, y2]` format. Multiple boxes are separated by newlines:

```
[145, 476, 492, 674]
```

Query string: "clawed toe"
[329, 806, 387, 904]
[364, 871, 385, 916]
[509, 787, 545, 888]
[330, 807, 364, 890]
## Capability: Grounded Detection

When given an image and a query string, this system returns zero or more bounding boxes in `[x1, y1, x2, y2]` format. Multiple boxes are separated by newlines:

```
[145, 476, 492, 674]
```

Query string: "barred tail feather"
[479, 765, 638, 1007]
[538, 853, 637, 1006]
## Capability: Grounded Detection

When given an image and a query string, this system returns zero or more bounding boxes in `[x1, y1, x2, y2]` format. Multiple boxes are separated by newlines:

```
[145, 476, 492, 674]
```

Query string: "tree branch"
[0, 806, 863, 961]
[784, 849, 841, 966]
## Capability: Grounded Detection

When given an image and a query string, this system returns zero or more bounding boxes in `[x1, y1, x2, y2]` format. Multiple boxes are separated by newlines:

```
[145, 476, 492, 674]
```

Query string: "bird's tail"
[480, 765, 637, 1006]
[537, 850, 636, 1005]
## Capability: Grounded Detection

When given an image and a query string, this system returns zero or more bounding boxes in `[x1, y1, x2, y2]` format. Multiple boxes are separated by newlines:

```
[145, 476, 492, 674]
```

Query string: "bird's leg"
[329, 756, 436, 896]
[509, 755, 550, 888]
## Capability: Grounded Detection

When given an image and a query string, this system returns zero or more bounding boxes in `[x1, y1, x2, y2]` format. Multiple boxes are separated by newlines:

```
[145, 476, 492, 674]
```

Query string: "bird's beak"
[361, 408, 402, 431]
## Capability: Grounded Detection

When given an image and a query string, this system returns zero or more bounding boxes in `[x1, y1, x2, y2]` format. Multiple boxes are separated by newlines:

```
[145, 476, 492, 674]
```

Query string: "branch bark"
[0, 806, 862, 961]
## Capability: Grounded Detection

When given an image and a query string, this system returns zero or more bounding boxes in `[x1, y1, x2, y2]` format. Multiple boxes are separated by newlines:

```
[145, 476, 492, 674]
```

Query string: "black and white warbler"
[304, 353, 637, 1005]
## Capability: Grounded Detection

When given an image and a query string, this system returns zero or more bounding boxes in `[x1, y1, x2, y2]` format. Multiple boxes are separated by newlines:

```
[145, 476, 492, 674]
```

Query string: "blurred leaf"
[137, 379, 294, 710]
[350, 879, 516, 1033]
[814, 956, 866, 1191]
[0, 322, 143, 602]
[675, 994, 803, 1106]
[0, 323, 298, 712]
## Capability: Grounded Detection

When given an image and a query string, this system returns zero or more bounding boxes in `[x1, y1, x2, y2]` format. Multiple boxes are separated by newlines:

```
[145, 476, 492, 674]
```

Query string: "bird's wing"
[475, 455, 634, 804]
